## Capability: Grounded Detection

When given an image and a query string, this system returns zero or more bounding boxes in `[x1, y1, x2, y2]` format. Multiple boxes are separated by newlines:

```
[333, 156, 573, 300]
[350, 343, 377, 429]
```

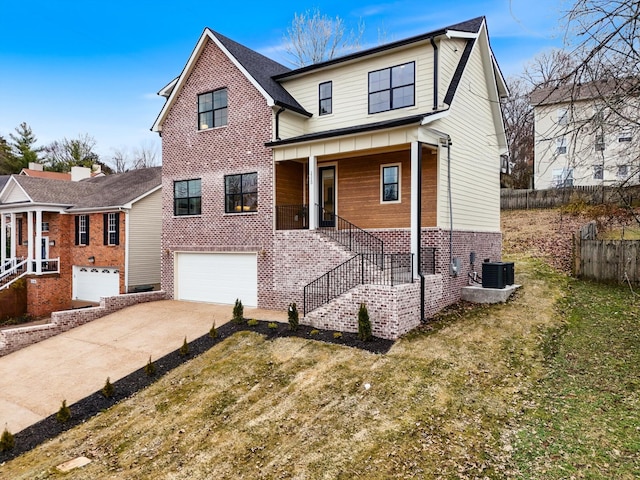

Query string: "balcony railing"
[0, 257, 61, 290]
[303, 253, 413, 315]
[275, 205, 309, 230]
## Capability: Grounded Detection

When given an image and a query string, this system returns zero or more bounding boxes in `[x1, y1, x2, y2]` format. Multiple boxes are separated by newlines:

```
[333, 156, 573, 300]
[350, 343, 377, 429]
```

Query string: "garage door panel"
[73, 266, 120, 303]
[176, 253, 258, 307]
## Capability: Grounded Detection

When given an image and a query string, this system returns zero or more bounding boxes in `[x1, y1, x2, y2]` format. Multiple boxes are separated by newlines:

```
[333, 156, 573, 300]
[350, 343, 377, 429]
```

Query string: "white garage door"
[175, 252, 258, 307]
[73, 266, 120, 302]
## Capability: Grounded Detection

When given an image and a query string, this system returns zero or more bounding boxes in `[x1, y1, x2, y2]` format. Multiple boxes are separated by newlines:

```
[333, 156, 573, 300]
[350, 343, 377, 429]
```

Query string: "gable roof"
[0, 176, 8, 192]
[0, 167, 161, 211]
[530, 78, 640, 106]
[152, 29, 310, 132]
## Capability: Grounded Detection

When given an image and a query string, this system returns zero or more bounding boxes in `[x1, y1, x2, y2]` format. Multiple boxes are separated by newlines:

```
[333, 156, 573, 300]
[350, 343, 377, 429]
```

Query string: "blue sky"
[0, 0, 568, 162]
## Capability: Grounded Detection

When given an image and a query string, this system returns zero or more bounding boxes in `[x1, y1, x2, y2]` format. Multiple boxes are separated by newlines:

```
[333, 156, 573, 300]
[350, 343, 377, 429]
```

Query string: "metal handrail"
[317, 205, 384, 269]
[303, 253, 413, 315]
[275, 204, 309, 230]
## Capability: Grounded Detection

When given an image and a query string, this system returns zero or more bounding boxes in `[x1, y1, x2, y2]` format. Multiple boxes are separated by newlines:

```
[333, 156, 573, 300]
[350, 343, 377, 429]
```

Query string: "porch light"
[49, 240, 55, 246]
[88, 256, 95, 263]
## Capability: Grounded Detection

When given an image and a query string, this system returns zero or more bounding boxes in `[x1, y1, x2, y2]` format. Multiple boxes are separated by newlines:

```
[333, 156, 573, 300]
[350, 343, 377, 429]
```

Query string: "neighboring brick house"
[153, 16, 508, 339]
[0, 167, 162, 317]
[531, 79, 639, 189]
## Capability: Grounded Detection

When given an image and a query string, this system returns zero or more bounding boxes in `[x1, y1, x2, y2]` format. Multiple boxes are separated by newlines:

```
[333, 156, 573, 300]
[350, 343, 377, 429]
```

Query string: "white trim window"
[618, 130, 632, 142]
[107, 213, 117, 245]
[557, 107, 568, 125]
[556, 137, 567, 155]
[593, 164, 604, 180]
[595, 134, 605, 151]
[380, 163, 401, 203]
[617, 165, 629, 179]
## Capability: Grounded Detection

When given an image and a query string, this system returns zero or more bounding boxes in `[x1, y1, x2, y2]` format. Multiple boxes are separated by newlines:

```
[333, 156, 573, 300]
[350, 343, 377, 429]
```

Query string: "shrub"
[247, 318, 259, 327]
[358, 303, 372, 341]
[179, 337, 189, 356]
[333, 332, 343, 339]
[56, 400, 71, 423]
[232, 299, 244, 324]
[102, 377, 115, 398]
[288, 302, 299, 331]
[0, 427, 15, 452]
[268, 322, 278, 330]
[209, 321, 218, 339]
[310, 329, 320, 336]
[144, 356, 156, 376]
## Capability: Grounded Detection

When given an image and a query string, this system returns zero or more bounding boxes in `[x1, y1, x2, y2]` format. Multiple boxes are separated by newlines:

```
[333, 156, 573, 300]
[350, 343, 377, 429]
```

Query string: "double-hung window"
[368, 62, 415, 114]
[557, 107, 568, 125]
[174, 179, 202, 216]
[556, 137, 567, 155]
[381, 164, 401, 203]
[593, 165, 603, 180]
[104, 212, 120, 246]
[225, 172, 258, 213]
[319, 81, 332, 115]
[198, 89, 228, 130]
[595, 134, 605, 151]
[75, 215, 89, 246]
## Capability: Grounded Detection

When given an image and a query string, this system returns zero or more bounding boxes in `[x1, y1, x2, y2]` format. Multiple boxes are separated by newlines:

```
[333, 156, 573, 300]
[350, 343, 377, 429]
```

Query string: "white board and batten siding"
[175, 252, 258, 307]
[127, 190, 162, 289]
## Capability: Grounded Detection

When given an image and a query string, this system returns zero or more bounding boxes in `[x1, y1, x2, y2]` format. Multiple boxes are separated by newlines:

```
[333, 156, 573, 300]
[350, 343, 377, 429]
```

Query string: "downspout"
[430, 37, 439, 110]
[446, 136, 454, 274]
[275, 107, 286, 141]
[417, 143, 425, 322]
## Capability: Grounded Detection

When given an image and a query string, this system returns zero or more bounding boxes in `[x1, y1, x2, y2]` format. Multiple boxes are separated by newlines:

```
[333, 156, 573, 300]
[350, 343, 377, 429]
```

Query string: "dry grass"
[0, 253, 566, 479]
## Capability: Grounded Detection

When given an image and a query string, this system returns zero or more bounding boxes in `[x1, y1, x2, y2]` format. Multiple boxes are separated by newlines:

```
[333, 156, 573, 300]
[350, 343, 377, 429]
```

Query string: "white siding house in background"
[531, 80, 639, 189]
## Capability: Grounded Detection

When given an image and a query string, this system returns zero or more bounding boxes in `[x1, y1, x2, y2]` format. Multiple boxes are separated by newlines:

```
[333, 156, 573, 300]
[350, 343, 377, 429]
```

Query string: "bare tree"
[523, 49, 578, 89]
[502, 77, 535, 188]
[132, 141, 160, 169]
[43, 133, 99, 172]
[110, 147, 131, 173]
[284, 8, 364, 67]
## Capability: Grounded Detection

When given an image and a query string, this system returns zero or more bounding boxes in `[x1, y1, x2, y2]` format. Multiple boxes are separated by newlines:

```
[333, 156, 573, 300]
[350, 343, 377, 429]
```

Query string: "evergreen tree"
[0, 135, 18, 174]
[9, 122, 42, 171]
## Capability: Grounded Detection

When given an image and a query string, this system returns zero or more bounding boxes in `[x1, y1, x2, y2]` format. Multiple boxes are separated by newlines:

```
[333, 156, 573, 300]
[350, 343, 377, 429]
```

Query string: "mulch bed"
[0, 320, 393, 462]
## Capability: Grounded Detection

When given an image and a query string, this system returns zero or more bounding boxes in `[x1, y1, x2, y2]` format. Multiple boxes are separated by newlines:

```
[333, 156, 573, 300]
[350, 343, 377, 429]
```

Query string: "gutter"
[275, 107, 286, 141]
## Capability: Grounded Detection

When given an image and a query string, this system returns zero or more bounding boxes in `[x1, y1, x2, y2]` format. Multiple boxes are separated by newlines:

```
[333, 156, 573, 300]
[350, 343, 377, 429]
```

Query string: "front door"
[319, 166, 335, 227]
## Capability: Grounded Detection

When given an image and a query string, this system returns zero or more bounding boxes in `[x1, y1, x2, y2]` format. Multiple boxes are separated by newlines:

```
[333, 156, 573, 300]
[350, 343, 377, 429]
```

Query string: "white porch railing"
[0, 257, 60, 291]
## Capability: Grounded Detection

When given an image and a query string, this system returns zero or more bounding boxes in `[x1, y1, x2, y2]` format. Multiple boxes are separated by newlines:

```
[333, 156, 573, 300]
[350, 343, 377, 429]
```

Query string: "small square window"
[619, 130, 632, 142]
[225, 173, 258, 213]
[381, 164, 401, 203]
[319, 81, 332, 116]
[617, 165, 629, 178]
[41, 222, 49, 232]
[174, 179, 202, 216]
[556, 137, 567, 155]
[198, 89, 228, 130]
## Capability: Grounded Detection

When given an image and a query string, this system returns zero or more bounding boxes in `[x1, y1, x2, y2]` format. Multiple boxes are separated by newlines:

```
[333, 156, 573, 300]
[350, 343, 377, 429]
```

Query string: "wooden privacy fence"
[573, 222, 640, 284]
[501, 185, 640, 210]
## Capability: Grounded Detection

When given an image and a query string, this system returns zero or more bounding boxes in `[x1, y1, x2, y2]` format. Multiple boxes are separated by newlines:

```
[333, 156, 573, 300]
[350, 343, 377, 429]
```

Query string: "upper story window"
[617, 165, 629, 179]
[174, 179, 202, 216]
[104, 212, 120, 246]
[593, 164, 603, 180]
[556, 137, 567, 155]
[595, 134, 605, 151]
[368, 62, 415, 114]
[381, 163, 401, 203]
[225, 172, 257, 213]
[75, 215, 89, 246]
[619, 130, 632, 142]
[41, 222, 49, 232]
[557, 107, 568, 125]
[198, 89, 228, 130]
[319, 81, 332, 115]
[552, 168, 573, 188]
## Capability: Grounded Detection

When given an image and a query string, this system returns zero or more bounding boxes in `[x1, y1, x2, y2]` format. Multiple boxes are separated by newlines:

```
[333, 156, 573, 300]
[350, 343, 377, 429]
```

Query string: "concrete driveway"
[0, 300, 286, 434]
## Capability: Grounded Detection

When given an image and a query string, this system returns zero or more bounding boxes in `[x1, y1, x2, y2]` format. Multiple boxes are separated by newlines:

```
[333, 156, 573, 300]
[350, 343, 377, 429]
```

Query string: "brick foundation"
[0, 291, 166, 357]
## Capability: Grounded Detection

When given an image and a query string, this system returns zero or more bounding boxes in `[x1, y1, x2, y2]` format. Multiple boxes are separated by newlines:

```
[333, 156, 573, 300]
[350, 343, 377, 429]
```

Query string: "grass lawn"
[0, 243, 638, 476]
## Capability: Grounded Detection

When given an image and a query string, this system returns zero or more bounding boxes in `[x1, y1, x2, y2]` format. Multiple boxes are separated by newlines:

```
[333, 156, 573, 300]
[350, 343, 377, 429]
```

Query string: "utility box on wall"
[482, 262, 515, 289]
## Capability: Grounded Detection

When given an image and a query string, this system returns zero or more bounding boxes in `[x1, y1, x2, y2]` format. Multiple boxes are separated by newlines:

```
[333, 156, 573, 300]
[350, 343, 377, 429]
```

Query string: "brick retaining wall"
[0, 291, 166, 357]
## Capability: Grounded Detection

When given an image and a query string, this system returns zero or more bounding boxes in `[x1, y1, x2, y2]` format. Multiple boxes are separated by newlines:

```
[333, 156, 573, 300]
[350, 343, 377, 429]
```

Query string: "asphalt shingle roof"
[6, 167, 161, 210]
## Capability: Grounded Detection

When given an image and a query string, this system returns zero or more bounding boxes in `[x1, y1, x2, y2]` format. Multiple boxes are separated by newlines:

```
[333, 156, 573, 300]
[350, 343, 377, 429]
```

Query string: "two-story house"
[153, 16, 508, 339]
[531, 79, 639, 189]
[0, 167, 162, 317]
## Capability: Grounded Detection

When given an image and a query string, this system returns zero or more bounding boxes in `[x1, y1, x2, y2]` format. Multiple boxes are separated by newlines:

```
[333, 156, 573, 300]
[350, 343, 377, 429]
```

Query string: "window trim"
[224, 172, 258, 214]
[617, 164, 629, 179]
[174, 179, 202, 217]
[618, 130, 632, 142]
[107, 212, 117, 246]
[197, 88, 228, 131]
[368, 61, 415, 114]
[380, 163, 401, 204]
[75, 214, 89, 246]
[593, 164, 603, 180]
[557, 107, 568, 125]
[595, 133, 605, 151]
[319, 81, 332, 116]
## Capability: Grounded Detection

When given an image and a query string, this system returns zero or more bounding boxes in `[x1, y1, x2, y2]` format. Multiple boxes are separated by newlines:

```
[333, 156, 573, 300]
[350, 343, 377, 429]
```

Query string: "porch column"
[27, 210, 34, 272]
[35, 210, 43, 274]
[410, 141, 422, 275]
[308, 155, 318, 230]
[9, 213, 16, 259]
[1, 214, 6, 269]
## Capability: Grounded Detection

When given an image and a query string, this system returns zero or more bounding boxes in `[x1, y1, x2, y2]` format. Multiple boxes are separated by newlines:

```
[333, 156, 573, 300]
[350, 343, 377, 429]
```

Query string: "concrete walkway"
[0, 300, 287, 434]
